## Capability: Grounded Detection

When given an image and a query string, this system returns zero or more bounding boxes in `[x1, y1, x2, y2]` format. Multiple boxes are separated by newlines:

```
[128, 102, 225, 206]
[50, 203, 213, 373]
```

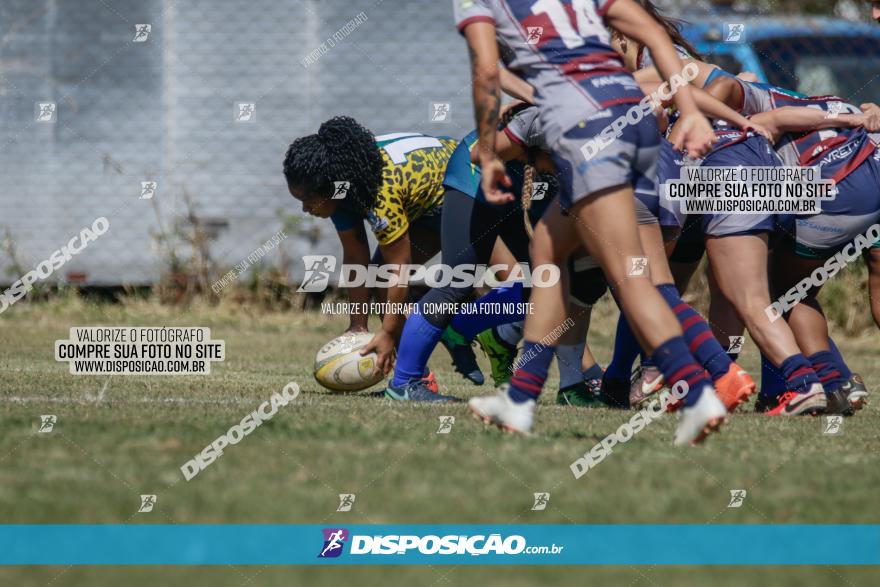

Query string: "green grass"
[1, 296, 879, 585]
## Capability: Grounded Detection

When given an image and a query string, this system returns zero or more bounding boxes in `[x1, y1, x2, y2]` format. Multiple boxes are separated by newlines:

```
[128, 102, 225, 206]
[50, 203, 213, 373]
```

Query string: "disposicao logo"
[319, 528, 349, 558]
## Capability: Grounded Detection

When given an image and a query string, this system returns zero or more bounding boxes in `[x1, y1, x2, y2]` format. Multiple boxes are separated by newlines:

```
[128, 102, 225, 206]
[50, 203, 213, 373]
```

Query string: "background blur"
[0, 0, 877, 291]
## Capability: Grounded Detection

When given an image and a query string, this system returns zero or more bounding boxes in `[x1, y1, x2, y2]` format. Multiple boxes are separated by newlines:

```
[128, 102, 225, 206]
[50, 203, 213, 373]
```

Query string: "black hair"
[635, 0, 703, 60]
[283, 116, 384, 213]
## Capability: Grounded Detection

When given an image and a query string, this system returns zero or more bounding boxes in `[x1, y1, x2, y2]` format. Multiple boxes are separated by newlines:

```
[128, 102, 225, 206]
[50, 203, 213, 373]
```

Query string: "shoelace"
[778, 391, 798, 403]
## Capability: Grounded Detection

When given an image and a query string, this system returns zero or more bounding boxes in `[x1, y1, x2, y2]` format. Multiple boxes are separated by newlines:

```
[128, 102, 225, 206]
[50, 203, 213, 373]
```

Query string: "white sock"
[495, 321, 524, 347]
[556, 343, 586, 389]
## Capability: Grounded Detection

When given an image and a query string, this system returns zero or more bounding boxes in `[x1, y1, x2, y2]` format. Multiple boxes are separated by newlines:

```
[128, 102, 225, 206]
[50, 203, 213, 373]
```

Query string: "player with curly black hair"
[284, 116, 385, 217]
[285, 116, 456, 374]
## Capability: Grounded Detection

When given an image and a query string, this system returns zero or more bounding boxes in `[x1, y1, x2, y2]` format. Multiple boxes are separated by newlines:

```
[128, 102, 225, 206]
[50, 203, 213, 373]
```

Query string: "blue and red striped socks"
[507, 341, 555, 404]
[807, 350, 845, 393]
[779, 354, 821, 394]
[759, 352, 787, 398]
[656, 284, 731, 382]
[827, 337, 853, 380]
[650, 336, 712, 407]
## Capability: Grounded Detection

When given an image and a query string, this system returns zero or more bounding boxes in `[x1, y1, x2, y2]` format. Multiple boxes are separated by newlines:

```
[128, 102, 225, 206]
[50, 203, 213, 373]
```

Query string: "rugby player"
[457, 0, 726, 445]
[284, 117, 459, 378]
[748, 96, 879, 412]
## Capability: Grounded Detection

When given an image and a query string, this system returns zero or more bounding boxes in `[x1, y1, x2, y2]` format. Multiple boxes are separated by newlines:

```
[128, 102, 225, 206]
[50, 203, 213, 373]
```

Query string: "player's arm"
[606, 0, 714, 157]
[640, 80, 772, 140]
[469, 127, 556, 174]
[749, 106, 870, 144]
[500, 66, 535, 103]
[462, 21, 513, 203]
[704, 75, 746, 112]
[633, 60, 718, 89]
[633, 66, 662, 84]
[337, 224, 371, 333]
[859, 102, 880, 131]
[690, 87, 772, 138]
[364, 233, 412, 374]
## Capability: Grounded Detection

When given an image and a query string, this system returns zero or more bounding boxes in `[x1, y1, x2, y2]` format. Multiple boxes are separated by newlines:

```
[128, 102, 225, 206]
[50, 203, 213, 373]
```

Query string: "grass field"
[1, 296, 879, 586]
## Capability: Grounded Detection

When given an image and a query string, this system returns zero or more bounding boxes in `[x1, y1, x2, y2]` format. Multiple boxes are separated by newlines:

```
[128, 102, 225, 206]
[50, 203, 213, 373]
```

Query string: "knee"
[420, 284, 471, 309]
[737, 295, 775, 325]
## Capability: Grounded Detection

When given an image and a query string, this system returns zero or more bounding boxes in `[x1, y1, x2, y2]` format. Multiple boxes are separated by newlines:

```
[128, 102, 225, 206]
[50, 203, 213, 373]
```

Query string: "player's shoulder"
[453, 0, 500, 33]
[375, 132, 456, 169]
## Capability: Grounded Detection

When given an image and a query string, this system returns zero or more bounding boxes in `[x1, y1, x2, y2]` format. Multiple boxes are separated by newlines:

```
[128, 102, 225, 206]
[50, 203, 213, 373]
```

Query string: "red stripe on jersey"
[564, 2, 578, 25]
[831, 143, 876, 184]
[456, 16, 495, 32]
[503, 126, 527, 149]
[769, 90, 845, 108]
[798, 134, 849, 164]
[519, 13, 554, 49]
[560, 51, 626, 73]
[598, 0, 618, 16]
[567, 67, 633, 83]
[599, 96, 644, 108]
[711, 130, 749, 153]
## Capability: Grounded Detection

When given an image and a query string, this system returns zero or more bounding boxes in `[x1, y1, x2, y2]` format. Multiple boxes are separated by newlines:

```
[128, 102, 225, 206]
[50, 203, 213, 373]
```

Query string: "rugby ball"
[314, 332, 384, 392]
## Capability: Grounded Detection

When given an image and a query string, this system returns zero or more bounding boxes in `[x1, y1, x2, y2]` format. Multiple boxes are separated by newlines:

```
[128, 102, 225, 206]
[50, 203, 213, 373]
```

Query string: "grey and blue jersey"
[454, 0, 645, 144]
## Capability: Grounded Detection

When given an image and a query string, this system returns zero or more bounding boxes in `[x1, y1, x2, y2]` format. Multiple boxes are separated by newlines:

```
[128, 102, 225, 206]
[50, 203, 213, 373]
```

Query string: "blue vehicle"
[679, 12, 880, 102]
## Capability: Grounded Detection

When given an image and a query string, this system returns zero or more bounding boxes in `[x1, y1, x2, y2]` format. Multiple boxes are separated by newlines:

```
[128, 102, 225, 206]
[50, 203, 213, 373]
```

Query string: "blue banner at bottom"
[2, 525, 878, 565]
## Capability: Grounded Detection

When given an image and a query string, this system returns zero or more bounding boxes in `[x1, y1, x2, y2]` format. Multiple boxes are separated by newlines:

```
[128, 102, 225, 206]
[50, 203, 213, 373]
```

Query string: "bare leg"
[577, 305, 598, 370]
[489, 237, 516, 282]
[556, 302, 598, 370]
[770, 251, 830, 356]
[523, 200, 579, 344]
[707, 265, 745, 345]
[639, 223, 675, 286]
[704, 233, 802, 365]
[565, 186, 681, 353]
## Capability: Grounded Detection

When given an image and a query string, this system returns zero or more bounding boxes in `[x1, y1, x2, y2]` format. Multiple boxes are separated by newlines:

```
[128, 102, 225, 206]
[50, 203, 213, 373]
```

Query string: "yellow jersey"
[331, 133, 456, 245]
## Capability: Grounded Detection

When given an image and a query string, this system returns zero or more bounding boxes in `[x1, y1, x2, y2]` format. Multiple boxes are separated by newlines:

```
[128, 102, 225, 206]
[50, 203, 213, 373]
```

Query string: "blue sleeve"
[442, 134, 481, 199]
[330, 208, 360, 233]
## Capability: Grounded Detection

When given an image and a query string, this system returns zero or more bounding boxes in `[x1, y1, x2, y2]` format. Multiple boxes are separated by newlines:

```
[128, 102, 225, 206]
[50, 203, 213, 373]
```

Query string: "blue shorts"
[793, 156, 880, 259]
[655, 139, 690, 228]
[550, 104, 659, 210]
[698, 135, 780, 237]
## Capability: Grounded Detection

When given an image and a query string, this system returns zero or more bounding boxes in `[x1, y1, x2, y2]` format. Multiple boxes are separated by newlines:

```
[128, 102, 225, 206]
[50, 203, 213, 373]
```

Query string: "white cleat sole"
[674, 387, 728, 446]
[467, 392, 534, 435]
